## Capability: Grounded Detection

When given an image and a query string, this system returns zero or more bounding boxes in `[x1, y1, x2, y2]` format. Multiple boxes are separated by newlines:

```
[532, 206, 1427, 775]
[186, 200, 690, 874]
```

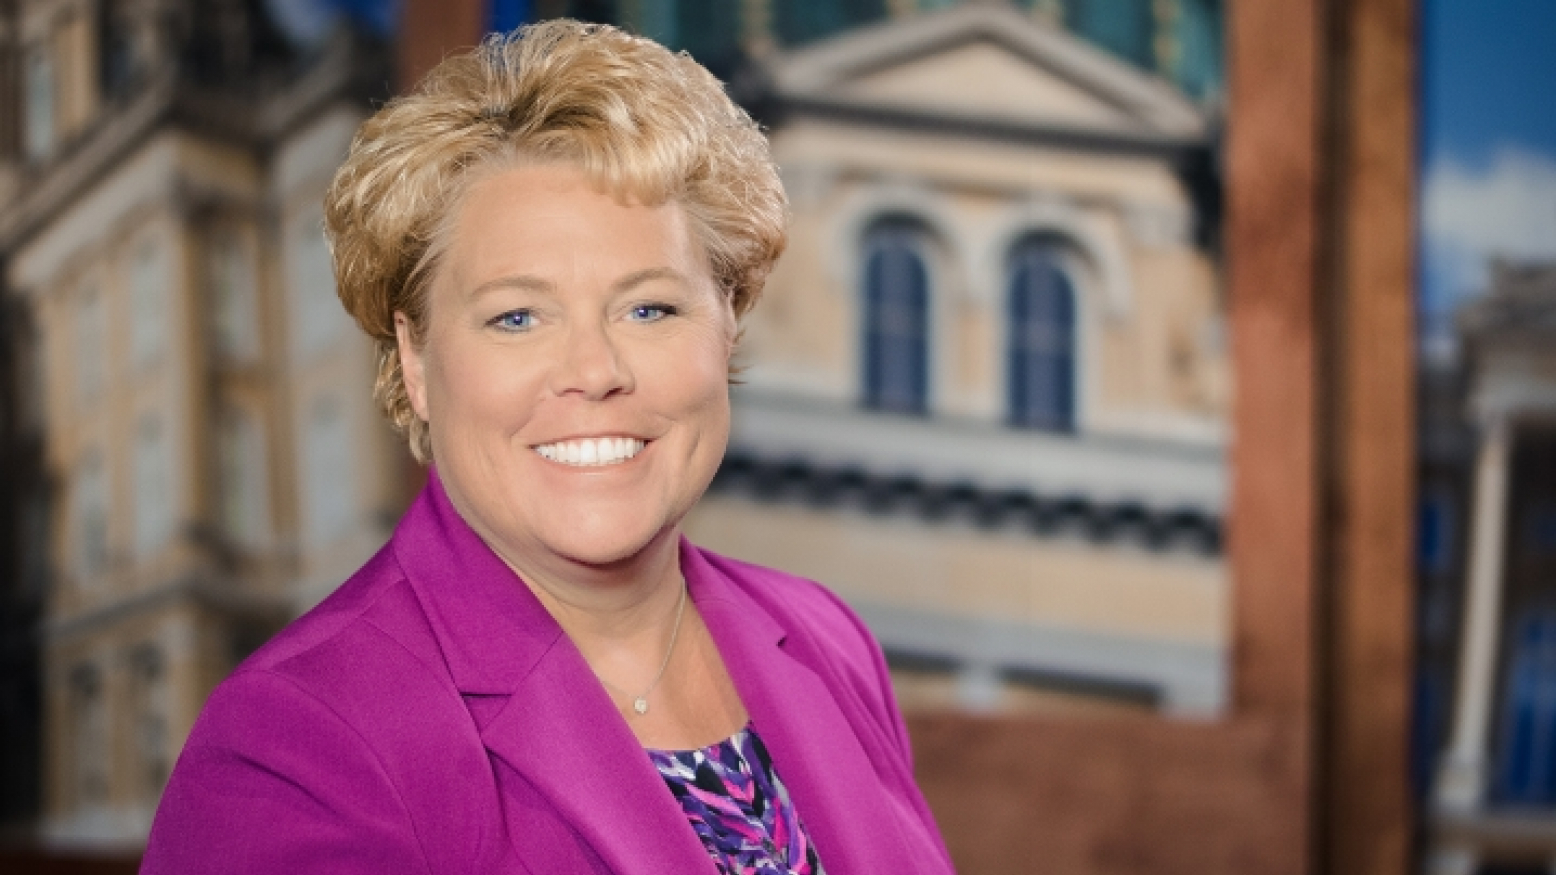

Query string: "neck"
[496, 530, 691, 700]
[493, 526, 687, 643]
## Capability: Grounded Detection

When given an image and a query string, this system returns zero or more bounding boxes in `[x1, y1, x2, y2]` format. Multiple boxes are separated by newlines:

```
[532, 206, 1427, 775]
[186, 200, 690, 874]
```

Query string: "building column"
[1153, 0, 1181, 80]
[1428, 413, 1514, 875]
[740, 0, 774, 57]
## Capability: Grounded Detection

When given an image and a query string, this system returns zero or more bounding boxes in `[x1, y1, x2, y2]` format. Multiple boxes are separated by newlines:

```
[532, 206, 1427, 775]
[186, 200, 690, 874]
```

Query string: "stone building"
[684, 4, 1229, 717]
[1427, 262, 1556, 873]
[0, 0, 399, 850]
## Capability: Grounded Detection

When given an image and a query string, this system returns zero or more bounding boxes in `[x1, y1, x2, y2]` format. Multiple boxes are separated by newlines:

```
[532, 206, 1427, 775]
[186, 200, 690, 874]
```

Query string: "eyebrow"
[466, 266, 690, 301]
[466, 274, 552, 300]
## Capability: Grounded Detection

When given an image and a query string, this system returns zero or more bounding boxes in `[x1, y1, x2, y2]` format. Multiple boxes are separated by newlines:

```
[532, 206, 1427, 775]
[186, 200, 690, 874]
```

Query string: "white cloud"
[1421, 147, 1556, 308]
[1418, 147, 1556, 363]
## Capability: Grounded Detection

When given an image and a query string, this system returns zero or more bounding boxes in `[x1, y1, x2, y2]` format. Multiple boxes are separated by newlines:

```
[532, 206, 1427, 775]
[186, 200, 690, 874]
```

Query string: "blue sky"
[1421, 0, 1556, 170]
[1419, 0, 1556, 359]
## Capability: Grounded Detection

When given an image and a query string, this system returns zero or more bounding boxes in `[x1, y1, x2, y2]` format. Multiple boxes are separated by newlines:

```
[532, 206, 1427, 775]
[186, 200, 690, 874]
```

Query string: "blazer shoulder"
[244, 544, 421, 662]
[231, 542, 459, 727]
[161, 548, 489, 874]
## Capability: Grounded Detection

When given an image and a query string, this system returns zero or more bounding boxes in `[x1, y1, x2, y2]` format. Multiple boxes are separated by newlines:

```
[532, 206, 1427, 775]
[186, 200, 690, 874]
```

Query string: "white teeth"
[534, 437, 646, 467]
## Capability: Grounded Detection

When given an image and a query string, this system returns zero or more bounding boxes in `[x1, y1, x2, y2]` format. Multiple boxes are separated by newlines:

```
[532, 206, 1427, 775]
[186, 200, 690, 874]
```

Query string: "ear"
[395, 312, 430, 422]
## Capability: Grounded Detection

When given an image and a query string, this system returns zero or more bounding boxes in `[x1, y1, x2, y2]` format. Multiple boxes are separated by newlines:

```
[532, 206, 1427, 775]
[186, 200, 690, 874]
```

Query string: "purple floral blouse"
[647, 725, 825, 875]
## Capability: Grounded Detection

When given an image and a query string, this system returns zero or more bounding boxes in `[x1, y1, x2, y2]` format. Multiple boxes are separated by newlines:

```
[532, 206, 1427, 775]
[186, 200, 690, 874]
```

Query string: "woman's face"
[399, 164, 735, 576]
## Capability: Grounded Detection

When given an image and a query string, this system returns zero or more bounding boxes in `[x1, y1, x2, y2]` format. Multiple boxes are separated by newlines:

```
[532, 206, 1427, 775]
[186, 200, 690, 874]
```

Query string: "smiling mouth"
[533, 436, 647, 467]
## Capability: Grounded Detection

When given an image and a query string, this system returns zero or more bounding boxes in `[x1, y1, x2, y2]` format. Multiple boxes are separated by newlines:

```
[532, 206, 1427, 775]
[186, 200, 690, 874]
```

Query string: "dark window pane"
[863, 224, 931, 415]
[775, 0, 888, 48]
[1066, 0, 1153, 69]
[675, 0, 741, 75]
[1173, 0, 1223, 99]
[1493, 612, 1556, 805]
[1418, 494, 1456, 575]
[1007, 241, 1076, 431]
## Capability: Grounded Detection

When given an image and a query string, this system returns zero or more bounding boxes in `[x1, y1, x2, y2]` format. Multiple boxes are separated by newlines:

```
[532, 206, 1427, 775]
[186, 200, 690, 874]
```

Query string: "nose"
[547, 318, 635, 400]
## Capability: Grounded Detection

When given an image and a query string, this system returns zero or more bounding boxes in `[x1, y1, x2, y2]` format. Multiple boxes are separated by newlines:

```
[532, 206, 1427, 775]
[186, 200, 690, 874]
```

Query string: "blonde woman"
[143, 20, 954, 875]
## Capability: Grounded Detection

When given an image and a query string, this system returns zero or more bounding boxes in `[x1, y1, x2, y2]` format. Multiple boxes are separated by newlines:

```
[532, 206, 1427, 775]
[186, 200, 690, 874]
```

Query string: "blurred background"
[0, 0, 1546, 873]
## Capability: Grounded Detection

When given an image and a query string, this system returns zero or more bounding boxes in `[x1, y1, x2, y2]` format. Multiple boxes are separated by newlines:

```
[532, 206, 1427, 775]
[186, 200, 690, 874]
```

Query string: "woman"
[143, 20, 954, 875]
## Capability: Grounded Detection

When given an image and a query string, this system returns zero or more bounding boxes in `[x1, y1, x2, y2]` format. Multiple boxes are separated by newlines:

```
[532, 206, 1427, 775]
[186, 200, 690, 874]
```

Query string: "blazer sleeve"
[817, 582, 919, 772]
[142, 669, 433, 875]
[803, 579, 957, 871]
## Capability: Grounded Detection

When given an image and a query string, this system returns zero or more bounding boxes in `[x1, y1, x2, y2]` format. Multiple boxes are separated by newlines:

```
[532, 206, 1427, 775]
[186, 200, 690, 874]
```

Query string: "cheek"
[664, 328, 735, 405]
[425, 339, 540, 431]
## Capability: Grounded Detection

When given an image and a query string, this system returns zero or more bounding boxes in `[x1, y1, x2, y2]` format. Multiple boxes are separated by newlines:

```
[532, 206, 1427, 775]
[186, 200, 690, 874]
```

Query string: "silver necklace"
[597, 580, 688, 715]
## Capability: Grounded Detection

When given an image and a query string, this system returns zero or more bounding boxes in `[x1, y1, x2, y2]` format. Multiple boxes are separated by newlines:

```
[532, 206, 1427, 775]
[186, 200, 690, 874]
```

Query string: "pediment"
[769, 5, 1206, 141]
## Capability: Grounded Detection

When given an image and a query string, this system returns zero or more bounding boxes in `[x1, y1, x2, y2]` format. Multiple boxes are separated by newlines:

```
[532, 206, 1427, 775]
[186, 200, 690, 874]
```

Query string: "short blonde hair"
[324, 19, 788, 463]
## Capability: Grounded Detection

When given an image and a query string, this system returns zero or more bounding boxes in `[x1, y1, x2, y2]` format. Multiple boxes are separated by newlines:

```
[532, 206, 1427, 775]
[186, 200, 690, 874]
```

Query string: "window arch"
[1006, 238, 1078, 431]
[861, 221, 931, 415]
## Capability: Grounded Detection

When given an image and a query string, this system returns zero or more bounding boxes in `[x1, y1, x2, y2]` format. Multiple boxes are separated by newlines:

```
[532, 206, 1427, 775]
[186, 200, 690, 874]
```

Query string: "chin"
[532, 514, 677, 570]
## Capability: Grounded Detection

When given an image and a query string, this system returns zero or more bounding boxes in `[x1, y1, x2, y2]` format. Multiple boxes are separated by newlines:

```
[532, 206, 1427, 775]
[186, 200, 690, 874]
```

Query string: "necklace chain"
[595, 579, 688, 716]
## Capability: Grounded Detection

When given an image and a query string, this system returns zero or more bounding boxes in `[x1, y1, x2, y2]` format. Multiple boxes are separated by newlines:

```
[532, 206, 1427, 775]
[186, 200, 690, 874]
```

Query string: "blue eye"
[629, 304, 675, 322]
[491, 310, 534, 331]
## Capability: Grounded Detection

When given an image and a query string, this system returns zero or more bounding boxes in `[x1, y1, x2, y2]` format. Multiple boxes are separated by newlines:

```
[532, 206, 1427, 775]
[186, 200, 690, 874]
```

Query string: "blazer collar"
[687, 548, 932, 875]
[392, 471, 924, 875]
[391, 466, 563, 696]
[393, 471, 715, 872]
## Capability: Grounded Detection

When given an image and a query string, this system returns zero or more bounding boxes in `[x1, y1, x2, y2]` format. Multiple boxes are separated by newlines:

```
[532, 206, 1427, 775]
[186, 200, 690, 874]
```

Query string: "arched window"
[300, 393, 354, 546]
[130, 237, 169, 371]
[288, 209, 350, 362]
[24, 45, 55, 162]
[1493, 610, 1556, 805]
[862, 222, 931, 415]
[70, 663, 107, 809]
[130, 645, 170, 800]
[218, 405, 270, 548]
[133, 412, 176, 557]
[1007, 239, 1077, 431]
[72, 451, 109, 580]
[75, 281, 105, 400]
[209, 229, 259, 363]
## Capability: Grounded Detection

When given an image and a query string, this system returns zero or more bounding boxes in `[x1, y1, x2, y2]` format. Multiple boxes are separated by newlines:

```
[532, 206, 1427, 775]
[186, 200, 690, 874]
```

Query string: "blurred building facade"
[683, 3, 1228, 717]
[0, 0, 401, 850]
[0, 0, 1227, 856]
[1425, 262, 1556, 874]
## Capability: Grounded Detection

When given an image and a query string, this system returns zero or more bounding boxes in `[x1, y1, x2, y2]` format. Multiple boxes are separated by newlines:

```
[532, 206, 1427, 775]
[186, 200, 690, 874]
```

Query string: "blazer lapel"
[683, 544, 930, 875]
[477, 639, 717, 875]
[396, 472, 930, 874]
[394, 472, 714, 875]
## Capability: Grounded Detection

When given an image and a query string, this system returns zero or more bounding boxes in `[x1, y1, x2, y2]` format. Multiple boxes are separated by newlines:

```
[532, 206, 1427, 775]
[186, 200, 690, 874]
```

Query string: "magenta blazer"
[142, 471, 955, 874]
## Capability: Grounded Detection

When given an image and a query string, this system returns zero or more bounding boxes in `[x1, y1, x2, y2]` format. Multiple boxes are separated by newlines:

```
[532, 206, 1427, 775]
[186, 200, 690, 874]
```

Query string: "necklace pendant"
[633, 697, 649, 715]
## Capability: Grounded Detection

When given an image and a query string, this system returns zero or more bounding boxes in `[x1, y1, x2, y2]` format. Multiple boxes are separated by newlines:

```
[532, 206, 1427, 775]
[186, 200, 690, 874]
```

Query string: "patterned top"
[647, 725, 825, 875]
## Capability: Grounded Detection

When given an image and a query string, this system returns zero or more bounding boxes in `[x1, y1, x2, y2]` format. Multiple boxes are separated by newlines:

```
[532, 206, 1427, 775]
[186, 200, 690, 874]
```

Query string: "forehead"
[441, 164, 704, 282]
